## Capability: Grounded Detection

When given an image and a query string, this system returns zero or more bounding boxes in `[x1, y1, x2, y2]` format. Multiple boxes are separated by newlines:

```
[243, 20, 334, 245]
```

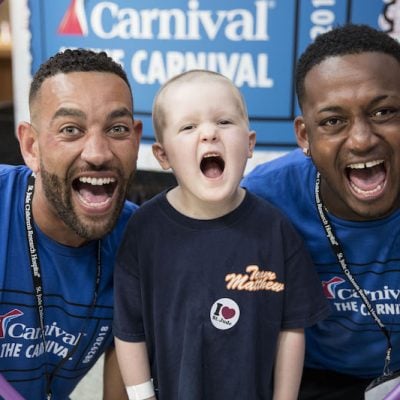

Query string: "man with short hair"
[242, 24, 400, 399]
[0, 48, 142, 399]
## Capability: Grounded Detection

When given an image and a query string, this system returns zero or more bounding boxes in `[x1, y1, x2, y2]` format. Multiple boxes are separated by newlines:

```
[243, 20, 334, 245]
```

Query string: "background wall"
[6, 1, 399, 175]
[0, 0, 23, 165]
[5, 1, 396, 193]
[0, 0, 12, 103]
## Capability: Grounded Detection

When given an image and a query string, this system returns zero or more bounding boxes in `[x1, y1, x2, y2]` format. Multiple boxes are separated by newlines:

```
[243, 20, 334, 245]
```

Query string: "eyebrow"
[317, 95, 394, 114]
[107, 107, 133, 121]
[50, 107, 133, 123]
[317, 105, 344, 114]
[369, 95, 393, 107]
[52, 107, 86, 122]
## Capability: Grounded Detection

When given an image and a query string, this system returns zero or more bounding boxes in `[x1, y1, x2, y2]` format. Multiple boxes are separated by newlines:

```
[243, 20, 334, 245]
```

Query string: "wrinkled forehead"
[31, 70, 132, 106]
[30, 71, 133, 123]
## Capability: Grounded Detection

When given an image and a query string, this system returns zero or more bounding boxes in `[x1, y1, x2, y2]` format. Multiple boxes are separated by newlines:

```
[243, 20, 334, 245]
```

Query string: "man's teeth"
[347, 160, 384, 169]
[79, 177, 116, 185]
[350, 182, 383, 195]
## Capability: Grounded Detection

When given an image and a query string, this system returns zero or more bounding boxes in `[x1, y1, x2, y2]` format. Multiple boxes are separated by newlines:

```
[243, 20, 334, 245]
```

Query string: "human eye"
[108, 124, 130, 138]
[218, 119, 233, 126]
[320, 117, 344, 127]
[371, 107, 398, 121]
[179, 124, 196, 132]
[60, 125, 82, 137]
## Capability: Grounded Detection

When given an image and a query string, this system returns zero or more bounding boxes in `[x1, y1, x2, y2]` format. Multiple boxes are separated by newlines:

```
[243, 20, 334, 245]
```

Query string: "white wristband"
[126, 380, 155, 400]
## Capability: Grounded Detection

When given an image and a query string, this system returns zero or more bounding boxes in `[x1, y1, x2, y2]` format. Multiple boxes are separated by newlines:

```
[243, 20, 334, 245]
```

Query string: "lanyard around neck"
[314, 172, 393, 376]
[24, 174, 102, 399]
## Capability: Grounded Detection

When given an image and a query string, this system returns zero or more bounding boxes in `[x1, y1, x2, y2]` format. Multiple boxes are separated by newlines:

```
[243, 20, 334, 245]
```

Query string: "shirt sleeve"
[113, 219, 145, 342]
[280, 219, 331, 329]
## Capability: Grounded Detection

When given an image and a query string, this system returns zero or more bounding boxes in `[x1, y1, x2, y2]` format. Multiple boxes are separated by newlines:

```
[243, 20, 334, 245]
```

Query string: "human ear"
[247, 130, 256, 158]
[17, 122, 40, 172]
[152, 141, 171, 170]
[294, 116, 310, 154]
[133, 119, 143, 149]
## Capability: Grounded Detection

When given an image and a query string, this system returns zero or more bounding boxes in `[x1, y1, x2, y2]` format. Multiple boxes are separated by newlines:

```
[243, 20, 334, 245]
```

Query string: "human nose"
[80, 131, 113, 166]
[347, 118, 379, 154]
[200, 123, 218, 142]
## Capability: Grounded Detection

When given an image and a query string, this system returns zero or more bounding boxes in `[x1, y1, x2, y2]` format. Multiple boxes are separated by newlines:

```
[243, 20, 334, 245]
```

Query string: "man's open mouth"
[346, 159, 386, 197]
[200, 153, 225, 179]
[72, 176, 117, 208]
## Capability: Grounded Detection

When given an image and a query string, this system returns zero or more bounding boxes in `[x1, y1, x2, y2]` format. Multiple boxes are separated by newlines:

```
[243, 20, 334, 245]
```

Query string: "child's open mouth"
[200, 153, 225, 179]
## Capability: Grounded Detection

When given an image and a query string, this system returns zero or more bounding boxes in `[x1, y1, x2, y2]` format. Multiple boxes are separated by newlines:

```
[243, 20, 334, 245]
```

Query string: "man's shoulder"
[0, 164, 30, 179]
[0, 164, 31, 195]
[121, 199, 139, 217]
[101, 200, 139, 250]
[242, 149, 314, 193]
[244, 149, 310, 179]
[114, 199, 139, 228]
[242, 149, 316, 214]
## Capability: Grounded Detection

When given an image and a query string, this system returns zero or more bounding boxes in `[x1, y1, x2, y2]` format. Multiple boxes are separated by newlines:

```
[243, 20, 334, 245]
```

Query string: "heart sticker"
[210, 298, 240, 330]
[221, 307, 236, 319]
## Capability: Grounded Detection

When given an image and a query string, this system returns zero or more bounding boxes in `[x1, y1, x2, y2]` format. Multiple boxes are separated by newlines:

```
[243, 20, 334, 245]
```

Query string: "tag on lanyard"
[364, 370, 400, 400]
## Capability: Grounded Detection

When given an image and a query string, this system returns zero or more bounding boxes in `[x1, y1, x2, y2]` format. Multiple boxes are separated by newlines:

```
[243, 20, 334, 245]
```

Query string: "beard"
[40, 162, 134, 241]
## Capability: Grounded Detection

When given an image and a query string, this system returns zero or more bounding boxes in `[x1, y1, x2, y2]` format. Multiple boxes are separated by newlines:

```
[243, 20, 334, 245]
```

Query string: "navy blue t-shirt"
[114, 190, 329, 399]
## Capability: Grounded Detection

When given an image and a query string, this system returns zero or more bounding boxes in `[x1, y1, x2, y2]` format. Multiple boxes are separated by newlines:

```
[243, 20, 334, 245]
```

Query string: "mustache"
[66, 164, 124, 181]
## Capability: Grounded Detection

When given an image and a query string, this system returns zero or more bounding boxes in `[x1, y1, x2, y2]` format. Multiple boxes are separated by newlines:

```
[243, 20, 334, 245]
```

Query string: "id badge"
[364, 370, 400, 400]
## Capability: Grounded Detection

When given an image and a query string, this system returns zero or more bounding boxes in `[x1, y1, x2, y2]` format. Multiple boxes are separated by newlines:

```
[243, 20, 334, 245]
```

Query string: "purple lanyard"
[0, 373, 25, 400]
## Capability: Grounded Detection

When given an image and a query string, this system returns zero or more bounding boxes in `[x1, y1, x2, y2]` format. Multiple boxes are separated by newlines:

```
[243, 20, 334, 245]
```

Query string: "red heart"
[221, 306, 235, 319]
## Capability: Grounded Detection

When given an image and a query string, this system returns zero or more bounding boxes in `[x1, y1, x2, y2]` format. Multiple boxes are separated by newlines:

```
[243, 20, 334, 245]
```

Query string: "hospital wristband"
[126, 380, 155, 400]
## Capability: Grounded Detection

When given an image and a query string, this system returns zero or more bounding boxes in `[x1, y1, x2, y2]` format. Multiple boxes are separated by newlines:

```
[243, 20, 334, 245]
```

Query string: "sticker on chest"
[210, 298, 240, 330]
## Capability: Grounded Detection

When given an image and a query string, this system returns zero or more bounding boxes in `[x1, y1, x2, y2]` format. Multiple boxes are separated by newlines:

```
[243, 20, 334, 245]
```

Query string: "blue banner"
[28, 0, 394, 150]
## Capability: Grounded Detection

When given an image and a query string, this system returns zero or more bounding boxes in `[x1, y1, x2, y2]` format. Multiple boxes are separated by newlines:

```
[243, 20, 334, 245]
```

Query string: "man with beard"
[242, 24, 400, 399]
[0, 49, 142, 399]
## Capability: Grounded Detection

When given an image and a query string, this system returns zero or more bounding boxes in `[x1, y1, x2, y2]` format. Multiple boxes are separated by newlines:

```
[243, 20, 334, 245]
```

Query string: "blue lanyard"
[24, 174, 102, 399]
[314, 172, 393, 377]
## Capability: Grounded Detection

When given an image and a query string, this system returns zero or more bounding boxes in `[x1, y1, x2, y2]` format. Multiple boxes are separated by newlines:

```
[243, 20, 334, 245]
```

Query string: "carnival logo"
[58, 0, 88, 36]
[57, 0, 272, 41]
[0, 309, 24, 338]
[322, 276, 345, 299]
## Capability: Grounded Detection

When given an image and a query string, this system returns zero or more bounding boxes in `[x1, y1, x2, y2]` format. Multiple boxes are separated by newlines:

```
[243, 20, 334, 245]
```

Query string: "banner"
[10, 0, 399, 171]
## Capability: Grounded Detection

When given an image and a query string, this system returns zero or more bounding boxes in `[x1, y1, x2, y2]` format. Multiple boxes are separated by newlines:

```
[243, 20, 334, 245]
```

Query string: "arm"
[103, 346, 128, 400]
[115, 337, 156, 400]
[272, 328, 305, 400]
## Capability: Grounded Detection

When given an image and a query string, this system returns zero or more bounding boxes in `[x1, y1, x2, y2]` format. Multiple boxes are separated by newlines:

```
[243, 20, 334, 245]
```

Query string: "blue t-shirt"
[114, 190, 329, 399]
[242, 149, 400, 378]
[0, 165, 137, 399]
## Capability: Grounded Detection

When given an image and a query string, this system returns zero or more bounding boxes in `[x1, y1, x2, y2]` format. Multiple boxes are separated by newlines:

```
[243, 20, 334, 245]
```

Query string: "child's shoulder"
[242, 193, 292, 235]
[246, 190, 288, 219]
[125, 191, 167, 225]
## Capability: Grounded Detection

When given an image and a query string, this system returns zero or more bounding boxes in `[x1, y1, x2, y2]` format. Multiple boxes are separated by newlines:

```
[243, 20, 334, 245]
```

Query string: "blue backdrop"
[28, 0, 394, 150]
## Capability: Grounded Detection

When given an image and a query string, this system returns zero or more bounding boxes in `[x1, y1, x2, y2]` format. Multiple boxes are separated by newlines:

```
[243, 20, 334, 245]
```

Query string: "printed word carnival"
[89, 0, 276, 87]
